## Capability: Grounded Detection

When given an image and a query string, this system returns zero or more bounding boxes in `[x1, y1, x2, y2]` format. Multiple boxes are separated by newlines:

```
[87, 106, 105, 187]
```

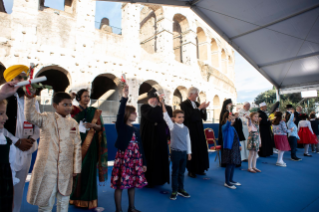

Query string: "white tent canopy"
[98, 0, 319, 94]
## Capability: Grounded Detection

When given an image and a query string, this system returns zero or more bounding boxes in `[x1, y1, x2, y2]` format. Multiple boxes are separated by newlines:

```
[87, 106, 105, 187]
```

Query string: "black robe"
[140, 104, 170, 186]
[258, 109, 273, 157]
[180, 100, 209, 174]
[294, 112, 301, 127]
[233, 118, 245, 141]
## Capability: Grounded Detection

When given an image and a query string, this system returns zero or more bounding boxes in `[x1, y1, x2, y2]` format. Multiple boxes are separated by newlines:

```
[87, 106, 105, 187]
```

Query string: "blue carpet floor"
[22, 151, 319, 212]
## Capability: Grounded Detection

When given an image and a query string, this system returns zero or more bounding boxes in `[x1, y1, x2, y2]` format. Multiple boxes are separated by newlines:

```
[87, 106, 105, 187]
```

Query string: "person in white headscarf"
[238, 102, 250, 161]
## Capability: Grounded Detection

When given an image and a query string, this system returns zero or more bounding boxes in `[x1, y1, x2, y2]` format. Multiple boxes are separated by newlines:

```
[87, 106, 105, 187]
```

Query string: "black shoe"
[291, 157, 302, 161]
[304, 153, 312, 157]
[197, 172, 206, 175]
[128, 207, 141, 212]
[177, 189, 191, 198]
[145, 185, 154, 188]
[188, 172, 196, 178]
[170, 192, 177, 200]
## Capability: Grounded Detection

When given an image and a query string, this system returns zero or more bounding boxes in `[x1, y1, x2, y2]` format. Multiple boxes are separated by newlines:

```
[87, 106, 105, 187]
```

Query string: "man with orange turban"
[3, 64, 41, 212]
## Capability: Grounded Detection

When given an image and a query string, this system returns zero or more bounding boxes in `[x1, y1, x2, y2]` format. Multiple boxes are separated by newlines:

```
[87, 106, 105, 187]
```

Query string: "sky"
[3, 0, 272, 103]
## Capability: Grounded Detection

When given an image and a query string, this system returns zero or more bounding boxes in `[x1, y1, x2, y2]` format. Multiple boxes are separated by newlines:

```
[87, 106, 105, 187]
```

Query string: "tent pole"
[276, 88, 280, 101]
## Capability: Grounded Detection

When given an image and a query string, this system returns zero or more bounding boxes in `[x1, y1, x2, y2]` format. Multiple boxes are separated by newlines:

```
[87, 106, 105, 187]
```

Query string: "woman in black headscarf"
[218, 99, 233, 167]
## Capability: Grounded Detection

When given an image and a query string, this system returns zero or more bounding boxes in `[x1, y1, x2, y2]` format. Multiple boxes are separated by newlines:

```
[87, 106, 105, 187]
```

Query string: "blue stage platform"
[23, 151, 319, 212]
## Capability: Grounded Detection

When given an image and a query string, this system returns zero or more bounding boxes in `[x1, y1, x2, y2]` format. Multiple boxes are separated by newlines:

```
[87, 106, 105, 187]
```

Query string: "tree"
[253, 88, 319, 115]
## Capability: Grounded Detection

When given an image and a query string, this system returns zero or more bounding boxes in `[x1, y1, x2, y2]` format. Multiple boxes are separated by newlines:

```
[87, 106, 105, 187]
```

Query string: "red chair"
[204, 128, 221, 166]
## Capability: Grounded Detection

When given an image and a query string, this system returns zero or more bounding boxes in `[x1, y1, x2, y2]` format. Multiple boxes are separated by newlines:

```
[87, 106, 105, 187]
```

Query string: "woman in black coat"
[218, 99, 233, 167]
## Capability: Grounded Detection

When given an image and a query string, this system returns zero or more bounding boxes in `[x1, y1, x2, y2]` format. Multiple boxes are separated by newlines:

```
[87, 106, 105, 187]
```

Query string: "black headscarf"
[270, 101, 280, 114]
[147, 88, 158, 99]
[219, 99, 232, 123]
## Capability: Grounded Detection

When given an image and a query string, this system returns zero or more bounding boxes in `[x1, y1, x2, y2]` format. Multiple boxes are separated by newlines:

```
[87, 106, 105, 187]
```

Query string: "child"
[111, 85, 147, 212]
[272, 112, 291, 167]
[298, 114, 318, 157]
[221, 111, 242, 189]
[310, 112, 319, 153]
[246, 112, 261, 173]
[0, 99, 20, 212]
[25, 92, 82, 211]
[286, 112, 302, 161]
[159, 96, 191, 200]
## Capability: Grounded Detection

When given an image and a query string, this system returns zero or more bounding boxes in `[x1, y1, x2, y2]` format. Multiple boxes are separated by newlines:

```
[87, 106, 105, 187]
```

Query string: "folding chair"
[204, 128, 221, 166]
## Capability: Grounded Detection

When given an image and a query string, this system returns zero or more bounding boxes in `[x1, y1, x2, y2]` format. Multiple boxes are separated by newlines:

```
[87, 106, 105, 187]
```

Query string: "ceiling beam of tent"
[95, 0, 191, 7]
[280, 82, 319, 94]
[229, 3, 319, 40]
[259, 51, 319, 68]
[190, 6, 280, 88]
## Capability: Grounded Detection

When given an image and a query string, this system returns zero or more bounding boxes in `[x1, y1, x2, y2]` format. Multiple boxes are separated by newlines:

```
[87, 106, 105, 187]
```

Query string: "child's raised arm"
[24, 95, 46, 128]
[116, 85, 129, 129]
[159, 96, 174, 131]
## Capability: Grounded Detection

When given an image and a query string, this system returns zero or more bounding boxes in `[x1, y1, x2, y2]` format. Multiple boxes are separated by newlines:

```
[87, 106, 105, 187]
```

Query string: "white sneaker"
[276, 162, 286, 167]
[230, 182, 241, 186]
[224, 183, 236, 189]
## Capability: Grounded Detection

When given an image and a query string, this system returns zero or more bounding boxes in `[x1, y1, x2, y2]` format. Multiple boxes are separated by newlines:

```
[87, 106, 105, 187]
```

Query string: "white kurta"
[25, 97, 82, 206]
[239, 109, 250, 160]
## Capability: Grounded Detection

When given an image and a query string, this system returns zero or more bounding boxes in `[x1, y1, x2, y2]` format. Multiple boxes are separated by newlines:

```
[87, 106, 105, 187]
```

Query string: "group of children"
[1, 78, 319, 212]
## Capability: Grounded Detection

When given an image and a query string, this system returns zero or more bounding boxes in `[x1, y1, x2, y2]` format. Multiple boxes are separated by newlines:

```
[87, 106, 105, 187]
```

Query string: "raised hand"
[198, 102, 206, 110]
[0, 82, 18, 100]
[122, 85, 129, 98]
[159, 96, 164, 104]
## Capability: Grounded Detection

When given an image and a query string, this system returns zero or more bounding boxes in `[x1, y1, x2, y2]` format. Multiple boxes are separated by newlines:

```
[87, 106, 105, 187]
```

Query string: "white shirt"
[191, 101, 197, 109]
[12, 93, 40, 171]
[1, 128, 20, 185]
[163, 112, 192, 154]
[239, 109, 250, 127]
[298, 120, 314, 134]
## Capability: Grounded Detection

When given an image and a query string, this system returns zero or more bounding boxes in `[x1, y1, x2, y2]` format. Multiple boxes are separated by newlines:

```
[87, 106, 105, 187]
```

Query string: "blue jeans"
[171, 150, 187, 192]
[225, 164, 235, 186]
[288, 136, 297, 158]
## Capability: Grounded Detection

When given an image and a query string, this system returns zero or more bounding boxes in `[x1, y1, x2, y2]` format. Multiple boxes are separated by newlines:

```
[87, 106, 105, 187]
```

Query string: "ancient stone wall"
[0, 1, 236, 123]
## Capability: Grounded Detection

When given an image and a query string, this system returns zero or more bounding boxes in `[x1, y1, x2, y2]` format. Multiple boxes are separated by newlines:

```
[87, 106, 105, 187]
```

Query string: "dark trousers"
[225, 164, 235, 186]
[171, 150, 187, 192]
[288, 136, 297, 158]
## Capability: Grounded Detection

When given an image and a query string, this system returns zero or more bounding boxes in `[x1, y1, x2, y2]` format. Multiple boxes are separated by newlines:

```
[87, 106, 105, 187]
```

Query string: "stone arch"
[91, 73, 120, 123]
[173, 14, 189, 63]
[196, 27, 208, 61]
[138, 80, 162, 104]
[0, 62, 6, 85]
[221, 49, 227, 74]
[211, 38, 219, 68]
[35, 65, 71, 93]
[173, 86, 187, 110]
[198, 91, 207, 104]
[212, 95, 221, 123]
[140, 8, 157, 54]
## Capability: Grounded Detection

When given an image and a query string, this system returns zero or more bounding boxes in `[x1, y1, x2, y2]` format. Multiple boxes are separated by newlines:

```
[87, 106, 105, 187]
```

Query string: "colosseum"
[0, 0, 237, 123]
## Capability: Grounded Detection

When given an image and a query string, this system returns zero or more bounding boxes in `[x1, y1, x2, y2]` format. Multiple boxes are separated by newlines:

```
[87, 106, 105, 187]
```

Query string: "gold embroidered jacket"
[25, 97, 82, 206]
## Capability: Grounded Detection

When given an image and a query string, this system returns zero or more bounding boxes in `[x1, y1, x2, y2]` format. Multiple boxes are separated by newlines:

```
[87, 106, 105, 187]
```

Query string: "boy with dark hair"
[159, 97, 192, 200]
[25, 91, 82, 211]
[310, 112, 319, 153]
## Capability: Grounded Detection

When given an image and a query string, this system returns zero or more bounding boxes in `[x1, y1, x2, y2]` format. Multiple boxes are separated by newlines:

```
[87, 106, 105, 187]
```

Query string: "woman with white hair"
[238, 102, 250, 161]
[180, 87, 210, 178]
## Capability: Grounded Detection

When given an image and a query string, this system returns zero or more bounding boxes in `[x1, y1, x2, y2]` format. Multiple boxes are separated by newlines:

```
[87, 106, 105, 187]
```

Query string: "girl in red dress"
[298, 114, 318, 157]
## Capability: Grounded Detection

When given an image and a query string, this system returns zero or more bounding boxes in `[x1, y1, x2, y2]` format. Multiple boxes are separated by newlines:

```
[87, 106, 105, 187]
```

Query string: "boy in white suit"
[25, 92, 82, 212]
